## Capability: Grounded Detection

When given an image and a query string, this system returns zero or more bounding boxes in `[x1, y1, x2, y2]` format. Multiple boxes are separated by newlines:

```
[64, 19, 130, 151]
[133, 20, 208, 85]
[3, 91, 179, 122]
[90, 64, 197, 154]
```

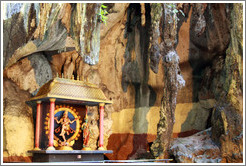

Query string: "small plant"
[97, 4, 108, 25]
[166, 3, 185, 24]
[168, 3, 185, 17]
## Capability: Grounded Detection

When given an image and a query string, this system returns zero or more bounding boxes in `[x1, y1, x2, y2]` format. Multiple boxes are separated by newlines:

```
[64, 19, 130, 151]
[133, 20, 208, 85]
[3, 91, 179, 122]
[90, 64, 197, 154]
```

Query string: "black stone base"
[28, 150, 113, 163]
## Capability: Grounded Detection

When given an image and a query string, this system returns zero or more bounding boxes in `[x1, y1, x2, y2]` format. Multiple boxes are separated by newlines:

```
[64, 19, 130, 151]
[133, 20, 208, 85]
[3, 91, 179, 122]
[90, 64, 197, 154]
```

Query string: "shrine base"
[28, 150, 113, 163]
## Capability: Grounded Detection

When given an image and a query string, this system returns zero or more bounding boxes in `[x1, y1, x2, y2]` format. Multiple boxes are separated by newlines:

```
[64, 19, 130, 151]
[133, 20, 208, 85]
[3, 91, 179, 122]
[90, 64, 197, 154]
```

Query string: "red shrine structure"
[27, 76, 113, 162]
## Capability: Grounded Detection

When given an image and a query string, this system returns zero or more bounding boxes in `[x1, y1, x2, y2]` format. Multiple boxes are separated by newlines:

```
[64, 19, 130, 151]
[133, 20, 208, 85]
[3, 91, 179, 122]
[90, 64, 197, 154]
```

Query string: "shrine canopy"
[27, 77, 112, 106]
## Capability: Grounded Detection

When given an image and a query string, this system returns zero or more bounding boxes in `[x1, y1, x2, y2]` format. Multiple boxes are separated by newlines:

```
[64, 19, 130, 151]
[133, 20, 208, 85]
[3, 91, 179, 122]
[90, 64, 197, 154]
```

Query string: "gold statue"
[44, 105, 81, 150]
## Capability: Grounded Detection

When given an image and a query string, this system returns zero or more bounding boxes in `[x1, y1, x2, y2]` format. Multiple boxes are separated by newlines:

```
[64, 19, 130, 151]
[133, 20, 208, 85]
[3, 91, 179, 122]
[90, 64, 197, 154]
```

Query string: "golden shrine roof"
[28, 77, 112, 105]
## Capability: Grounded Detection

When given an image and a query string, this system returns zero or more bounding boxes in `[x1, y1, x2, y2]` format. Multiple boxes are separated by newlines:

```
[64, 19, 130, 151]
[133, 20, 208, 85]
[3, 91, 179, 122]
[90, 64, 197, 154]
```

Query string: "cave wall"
[2, 3, 164, 161]
[2, 2, 243, 163]
[170, 3, 243, 163]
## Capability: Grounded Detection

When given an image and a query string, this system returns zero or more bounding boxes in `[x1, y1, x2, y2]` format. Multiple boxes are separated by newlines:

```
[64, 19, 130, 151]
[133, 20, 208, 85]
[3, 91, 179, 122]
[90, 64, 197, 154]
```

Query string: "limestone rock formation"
[194, 3, 243, 163]
[211, 104, 243, 163]
[150, 3, 185, 158]
[170, 128, 221, 163]
[3, 78, 34, 157]
[210, 4, 243, 162]
[150, 50, 185, 158]
[3, 3, 102, 68]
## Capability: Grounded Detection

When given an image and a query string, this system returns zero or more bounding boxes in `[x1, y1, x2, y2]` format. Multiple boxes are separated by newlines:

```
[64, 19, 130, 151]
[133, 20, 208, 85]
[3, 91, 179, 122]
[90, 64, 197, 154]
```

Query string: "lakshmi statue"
[81, 114, 91, 150]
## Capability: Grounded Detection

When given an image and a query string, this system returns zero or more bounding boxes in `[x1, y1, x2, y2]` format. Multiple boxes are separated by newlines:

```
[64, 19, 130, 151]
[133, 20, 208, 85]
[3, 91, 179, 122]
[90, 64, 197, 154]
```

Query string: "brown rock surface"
[176, 7, 193, 103]
[211, 104, 243, 163]
[3, 156, 32, 163]
[4, 58, 39, 93]
[3, 78, 34, 157]
[202, 3, 243, 163]
[106, 133, 156, 160]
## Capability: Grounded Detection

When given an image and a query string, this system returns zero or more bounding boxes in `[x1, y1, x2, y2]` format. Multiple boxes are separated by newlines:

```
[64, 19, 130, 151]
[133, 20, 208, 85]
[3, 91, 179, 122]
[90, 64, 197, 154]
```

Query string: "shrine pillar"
[98, 103, 105, 150]
[34, 101, 41, 150]
[47, 98, 56, 150]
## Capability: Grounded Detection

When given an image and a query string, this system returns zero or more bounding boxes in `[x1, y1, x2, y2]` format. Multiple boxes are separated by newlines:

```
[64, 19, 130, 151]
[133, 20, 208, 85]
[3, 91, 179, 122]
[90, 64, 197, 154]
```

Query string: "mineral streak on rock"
[140, 3, 146, 26]
[71, 3, 101, 65]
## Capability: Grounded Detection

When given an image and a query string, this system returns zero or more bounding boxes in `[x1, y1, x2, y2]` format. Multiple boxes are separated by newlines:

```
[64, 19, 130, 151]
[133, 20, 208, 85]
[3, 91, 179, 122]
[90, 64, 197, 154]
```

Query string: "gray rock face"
[121, 3, 155, 109]
[28, 52, 53, 96]
[3, 11, 27, 68]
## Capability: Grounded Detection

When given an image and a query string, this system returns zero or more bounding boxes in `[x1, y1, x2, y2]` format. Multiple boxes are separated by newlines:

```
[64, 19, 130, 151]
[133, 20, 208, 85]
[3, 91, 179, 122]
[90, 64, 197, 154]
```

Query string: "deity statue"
[81, 115, 91, 150]
[54, 110, 77, 143]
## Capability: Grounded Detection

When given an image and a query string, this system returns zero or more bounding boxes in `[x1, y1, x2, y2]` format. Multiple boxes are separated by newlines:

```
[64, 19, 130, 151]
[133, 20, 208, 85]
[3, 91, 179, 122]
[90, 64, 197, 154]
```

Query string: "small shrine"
[27, 75, 113, 162]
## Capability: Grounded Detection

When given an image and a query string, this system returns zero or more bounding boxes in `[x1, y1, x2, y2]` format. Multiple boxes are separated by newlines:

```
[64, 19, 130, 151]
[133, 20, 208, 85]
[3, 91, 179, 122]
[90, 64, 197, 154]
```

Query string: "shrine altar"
[26, 75, 113, 162]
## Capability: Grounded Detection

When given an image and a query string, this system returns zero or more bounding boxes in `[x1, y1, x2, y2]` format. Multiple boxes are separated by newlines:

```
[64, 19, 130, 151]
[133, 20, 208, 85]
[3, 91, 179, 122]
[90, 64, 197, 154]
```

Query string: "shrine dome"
[27, 76, 112, 106]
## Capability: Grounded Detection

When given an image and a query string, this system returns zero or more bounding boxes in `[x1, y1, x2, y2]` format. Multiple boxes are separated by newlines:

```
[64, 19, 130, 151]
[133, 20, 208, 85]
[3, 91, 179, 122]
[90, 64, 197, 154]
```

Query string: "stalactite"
[150, 3, 185, 158]
[71, 3, 101, 65]
[149, 3, 163, 74]
[150, 51, 185, 158]
[4, 3, 102, 69]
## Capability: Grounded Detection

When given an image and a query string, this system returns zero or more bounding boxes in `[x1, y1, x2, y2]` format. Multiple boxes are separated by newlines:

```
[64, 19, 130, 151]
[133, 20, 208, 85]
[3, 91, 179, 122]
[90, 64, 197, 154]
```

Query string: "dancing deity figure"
[54, 111, 77, 143]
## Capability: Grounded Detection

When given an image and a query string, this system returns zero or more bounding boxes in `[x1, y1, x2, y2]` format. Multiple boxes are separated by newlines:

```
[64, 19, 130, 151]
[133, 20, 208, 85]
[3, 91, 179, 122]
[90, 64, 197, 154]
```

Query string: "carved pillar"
[34, 100, 41, 150]
[47, 98, 56, 150]
[98, 103, 105, 150]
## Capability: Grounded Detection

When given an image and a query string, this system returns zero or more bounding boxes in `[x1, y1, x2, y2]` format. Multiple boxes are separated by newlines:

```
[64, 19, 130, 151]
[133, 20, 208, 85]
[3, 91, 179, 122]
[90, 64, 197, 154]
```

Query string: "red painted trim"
[99, 105, 104, 147]
[48, 100, 55, 147]
[35, 102, 41, 149]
